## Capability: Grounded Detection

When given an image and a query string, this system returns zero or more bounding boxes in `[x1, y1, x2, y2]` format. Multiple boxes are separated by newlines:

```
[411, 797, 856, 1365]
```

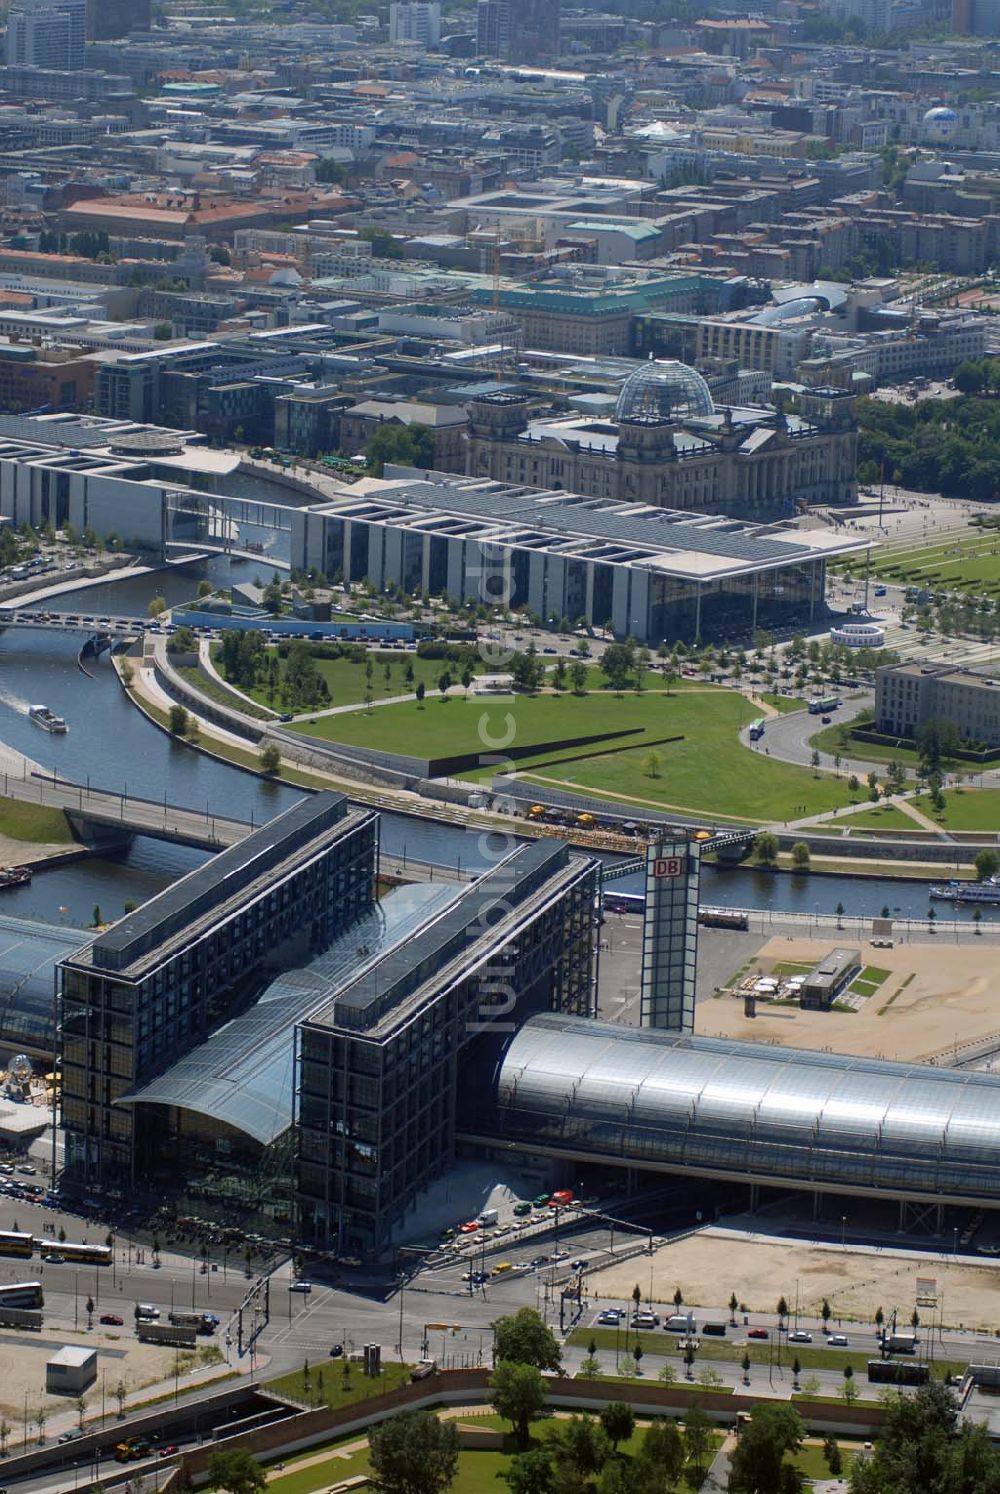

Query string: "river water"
[0, 562, 992, 928]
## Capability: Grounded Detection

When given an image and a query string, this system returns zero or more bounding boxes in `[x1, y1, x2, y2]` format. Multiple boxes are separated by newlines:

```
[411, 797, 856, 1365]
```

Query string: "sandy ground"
[588, 1230, 1000, 1332]
[0, 1326, 182, 1421]
[697, 935, 1000, 1063]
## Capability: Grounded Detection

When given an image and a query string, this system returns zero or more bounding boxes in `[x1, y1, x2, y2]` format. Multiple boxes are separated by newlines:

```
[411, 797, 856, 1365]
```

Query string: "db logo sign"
[652, 856, 683, 878]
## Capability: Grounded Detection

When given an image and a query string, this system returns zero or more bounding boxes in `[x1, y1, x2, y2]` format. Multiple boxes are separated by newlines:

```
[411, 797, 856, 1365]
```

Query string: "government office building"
[292, 473, 868, 645]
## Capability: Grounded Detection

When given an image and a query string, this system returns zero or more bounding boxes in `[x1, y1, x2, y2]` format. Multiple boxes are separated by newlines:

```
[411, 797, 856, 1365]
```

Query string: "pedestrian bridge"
[0, 771, 252, 852]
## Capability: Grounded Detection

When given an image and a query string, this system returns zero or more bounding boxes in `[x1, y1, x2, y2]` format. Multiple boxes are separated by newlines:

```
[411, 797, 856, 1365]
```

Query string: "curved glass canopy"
[493, 1013, 1000, 1203]
[614, 360, 714, 424]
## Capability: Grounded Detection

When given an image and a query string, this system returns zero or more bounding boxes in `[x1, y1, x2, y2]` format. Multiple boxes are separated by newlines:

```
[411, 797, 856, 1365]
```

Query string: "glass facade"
[640, 841, 699, 1032]
[494, 1015, 1000, 1205]
[296, 844, 600, 1257]
[59, 795, 377, 1195]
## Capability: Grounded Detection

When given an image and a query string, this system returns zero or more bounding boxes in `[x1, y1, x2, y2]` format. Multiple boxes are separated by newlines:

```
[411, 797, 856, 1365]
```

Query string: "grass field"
[292, 688, 861, 822]
[911, 786, 1000, 830]
[266, 1361, 412, 1413]
[264, 1412, 718, 1494]
[0, 796, 71, 844]
[762, 692, 808, 714]
[843, 804, 921, 830]
[866, 530, 1000, 593]
[807, 719, 923, 774]
[212, 645, 480, 713]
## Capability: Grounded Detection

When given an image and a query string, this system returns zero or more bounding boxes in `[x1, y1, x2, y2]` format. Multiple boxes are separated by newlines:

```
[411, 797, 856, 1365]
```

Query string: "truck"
[478, 1208, 499, 1227]
[136, 1321, 197, 1349]
[880, 1331, 918, 1355]
[168, 1310, 219, 1335]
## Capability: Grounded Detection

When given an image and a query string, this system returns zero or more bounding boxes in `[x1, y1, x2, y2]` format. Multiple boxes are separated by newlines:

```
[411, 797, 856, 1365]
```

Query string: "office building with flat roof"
[296, 840, 599, 1256]
[875, 661, 1000, 748]
[59, 793, 377, 1194]
[291, 472, 868, 644]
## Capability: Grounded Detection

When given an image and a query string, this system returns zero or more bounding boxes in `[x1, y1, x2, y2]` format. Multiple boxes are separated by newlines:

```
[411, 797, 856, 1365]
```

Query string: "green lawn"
[264, 1414, 716, 1494]
[0, 796, 71, 844]
[212, 645, 479, 713]
[292, 688, 862, 823]
[863, 530, 1000, 592]
[808, 720, 923, 774]
[912, 787, 1000, 831]
[843, 805, 922, 830]
[266, 1360, 412, 1413]
[792, 1439, 858, 1479]
[175, 664, 272, 720]
[762, 692, 808, 714]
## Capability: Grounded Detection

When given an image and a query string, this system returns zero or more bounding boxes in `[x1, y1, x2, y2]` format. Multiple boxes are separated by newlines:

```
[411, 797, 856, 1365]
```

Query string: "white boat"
[27, 705, 67, 734]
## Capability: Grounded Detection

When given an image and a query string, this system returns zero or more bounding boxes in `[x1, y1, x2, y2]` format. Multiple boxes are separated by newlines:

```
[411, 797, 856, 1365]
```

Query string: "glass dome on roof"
[615, 358, 714, 425]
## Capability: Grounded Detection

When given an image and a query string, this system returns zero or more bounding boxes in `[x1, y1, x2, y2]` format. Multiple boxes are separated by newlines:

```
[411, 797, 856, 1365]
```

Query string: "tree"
[845, 1381, 1000, 1494]
[874, 1306, 884, 1334]
[92, 904, 103, 928]
[974, 847, 1000, 882]
[599, 1402, 634, 1452]
[741, 1351, 752, 1384]
[570, 660, 587, 694]
[917, 718, 961, 772]
[601, 642, 633, 693]
[821, 1299, 831, 1332]
[632, 1342, 643, 1375]
[207, 1449, 268, 1494]
[415, 680, 425, 706]
[259, 743, 281, 775]
[33, 1406, 46, 1444]
[848, 773, 860, 795]
[729, 1293, 739, 1324]
[642, 749, 662, 779]
[168, 703, 189, 737]
[810, 748, 821, 775]
[75, 1395, 87, 1431]
[367, 1411, 458, 1494]
[113, 1379, 127, 1417]
[684, 1403, 712, 1476]
[85, 1296, 94, 1330]
[842, 1365, 857, 1406]
[502, 1447, 556, 1494]
[776, 1296, 789, 1326]
[551, 1416, 610, 1480]
[153, 322, 173, 340]
[792, 1356, 801, 1389]
[727, 1403, 804, 1494]
[365, 423, 435, 477]
[755, 831, 779, 866]
[437, 670, 453, 700]
[823, 1436, 842, 1476]
[491, 1361, 546, 1450]
[790, 843, 810, 872]
[148, 595, 167, 618]
[493, 1309, 562, 1371]
[633, 1420, 685, 1491]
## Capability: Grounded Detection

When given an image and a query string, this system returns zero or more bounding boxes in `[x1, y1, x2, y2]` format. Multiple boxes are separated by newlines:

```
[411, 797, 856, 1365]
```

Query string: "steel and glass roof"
[0, 916, 87, 1052]
[492, 1014, 1000, 1204]
[118, 883, 458, 1146]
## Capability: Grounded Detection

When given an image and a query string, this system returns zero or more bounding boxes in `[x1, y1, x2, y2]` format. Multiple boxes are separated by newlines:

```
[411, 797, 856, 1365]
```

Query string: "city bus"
[808, 695, 840, 715]
[0, 1230, 33, 1259]
[37, 1239, 112, 1267]
[0, 1281, 43, 1308]
[748, 718, 766, 741]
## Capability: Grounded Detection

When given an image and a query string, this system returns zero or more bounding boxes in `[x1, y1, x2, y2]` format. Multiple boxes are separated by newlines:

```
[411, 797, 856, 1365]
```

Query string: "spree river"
[0, 561, 991, 928]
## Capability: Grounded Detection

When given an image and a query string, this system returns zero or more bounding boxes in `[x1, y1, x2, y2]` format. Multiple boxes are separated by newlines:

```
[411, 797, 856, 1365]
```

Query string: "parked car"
[329, 1345, 344, 1358]
[100, 1314, 124, 1326]
[788, 1331, 812, 1343]
[747, 1327, 769, 1339]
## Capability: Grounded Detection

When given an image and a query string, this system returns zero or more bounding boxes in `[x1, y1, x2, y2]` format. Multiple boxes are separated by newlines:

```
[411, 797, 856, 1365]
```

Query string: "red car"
[747, 1327, 769, 1340]
[158, 1445, 179, 1458]
[459, 1221, 479, 1234]
[99, 1313, 124, 1326]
